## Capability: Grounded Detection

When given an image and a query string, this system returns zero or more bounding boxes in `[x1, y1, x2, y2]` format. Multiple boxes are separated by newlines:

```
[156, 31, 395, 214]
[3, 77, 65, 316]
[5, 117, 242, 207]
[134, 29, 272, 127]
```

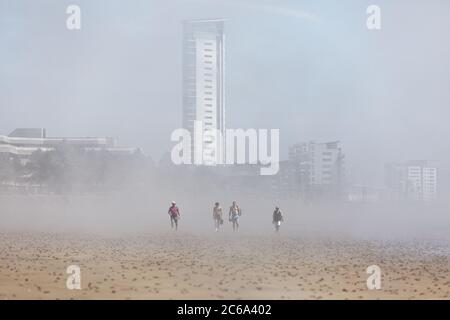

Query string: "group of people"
[167, 201, 284, 232]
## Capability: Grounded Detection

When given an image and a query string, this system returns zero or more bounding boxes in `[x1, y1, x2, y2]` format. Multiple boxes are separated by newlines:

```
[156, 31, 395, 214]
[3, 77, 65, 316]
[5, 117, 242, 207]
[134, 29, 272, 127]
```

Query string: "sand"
[0, 232, 449, 300]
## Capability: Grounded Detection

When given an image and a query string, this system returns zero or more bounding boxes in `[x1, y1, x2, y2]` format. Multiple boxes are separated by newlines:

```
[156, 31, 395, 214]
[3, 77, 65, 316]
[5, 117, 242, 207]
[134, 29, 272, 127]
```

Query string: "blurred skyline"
[1, 0, 450, 186]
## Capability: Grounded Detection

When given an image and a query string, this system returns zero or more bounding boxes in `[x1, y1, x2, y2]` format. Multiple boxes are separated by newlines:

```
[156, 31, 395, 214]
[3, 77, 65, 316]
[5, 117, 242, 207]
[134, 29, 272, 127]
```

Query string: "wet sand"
[0, 232, 449, 300]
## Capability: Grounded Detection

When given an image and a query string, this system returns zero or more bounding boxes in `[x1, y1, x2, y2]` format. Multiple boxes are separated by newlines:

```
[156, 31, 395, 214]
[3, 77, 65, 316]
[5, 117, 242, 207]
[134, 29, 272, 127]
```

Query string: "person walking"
[272, 206, 283, 232]
[213, 202, 223, 232]
[228, 201, 242, 232]
[168, 201, 180, 231]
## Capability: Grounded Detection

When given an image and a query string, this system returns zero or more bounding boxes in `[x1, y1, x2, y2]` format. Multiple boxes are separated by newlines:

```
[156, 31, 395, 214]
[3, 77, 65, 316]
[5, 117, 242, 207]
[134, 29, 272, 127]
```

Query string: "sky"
[1, 0, 450, 185]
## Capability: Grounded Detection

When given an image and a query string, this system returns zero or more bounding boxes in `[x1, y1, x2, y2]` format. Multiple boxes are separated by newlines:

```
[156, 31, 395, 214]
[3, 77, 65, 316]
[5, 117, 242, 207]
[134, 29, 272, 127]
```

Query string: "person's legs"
[170, 216, 174, 229]
[174, 217, 178, 231]
[217, 219, 221, 231]
[232, 218, 239, 231]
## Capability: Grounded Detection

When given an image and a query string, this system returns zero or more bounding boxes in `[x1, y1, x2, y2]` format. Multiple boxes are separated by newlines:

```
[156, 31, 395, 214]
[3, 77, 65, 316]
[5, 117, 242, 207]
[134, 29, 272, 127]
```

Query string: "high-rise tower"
[182, 19, 225, 165]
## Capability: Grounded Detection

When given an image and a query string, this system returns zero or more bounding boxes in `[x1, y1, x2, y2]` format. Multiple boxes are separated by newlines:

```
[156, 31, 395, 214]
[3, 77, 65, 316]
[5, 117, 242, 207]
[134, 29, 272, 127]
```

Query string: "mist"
[1, 0, 450, 241]
[1, 183, 450, 243]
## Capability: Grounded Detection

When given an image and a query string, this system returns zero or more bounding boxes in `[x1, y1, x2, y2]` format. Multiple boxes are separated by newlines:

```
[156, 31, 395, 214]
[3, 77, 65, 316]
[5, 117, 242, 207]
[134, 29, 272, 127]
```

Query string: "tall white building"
[182, 19, 226, 165]
[422, 167, 438, 201]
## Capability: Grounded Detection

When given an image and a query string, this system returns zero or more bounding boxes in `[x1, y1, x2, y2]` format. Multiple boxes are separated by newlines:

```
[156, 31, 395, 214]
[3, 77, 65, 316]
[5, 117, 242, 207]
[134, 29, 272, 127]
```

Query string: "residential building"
[385, 160, 438, 201]
[182, 19, 226, 165]
[288, 141, 345, 199]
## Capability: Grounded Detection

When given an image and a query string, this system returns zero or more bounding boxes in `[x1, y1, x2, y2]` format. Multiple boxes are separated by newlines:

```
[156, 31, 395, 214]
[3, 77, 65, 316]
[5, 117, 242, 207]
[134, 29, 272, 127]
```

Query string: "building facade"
[182, 19, 226, 165]
[385, 160, 438, 201]
[0, 128, 140, 159]
[288, 141, 345, 199]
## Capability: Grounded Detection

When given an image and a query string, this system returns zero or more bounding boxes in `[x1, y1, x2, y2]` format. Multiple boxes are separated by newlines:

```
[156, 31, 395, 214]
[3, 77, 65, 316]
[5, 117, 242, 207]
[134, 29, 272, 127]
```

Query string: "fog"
[1, 0, 450, 241]
[1, 188, 450, 242]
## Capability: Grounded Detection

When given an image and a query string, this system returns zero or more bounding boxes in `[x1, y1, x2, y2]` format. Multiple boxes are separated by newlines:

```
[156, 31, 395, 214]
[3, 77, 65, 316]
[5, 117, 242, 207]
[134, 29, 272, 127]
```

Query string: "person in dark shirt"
[272, 206, 283, 232]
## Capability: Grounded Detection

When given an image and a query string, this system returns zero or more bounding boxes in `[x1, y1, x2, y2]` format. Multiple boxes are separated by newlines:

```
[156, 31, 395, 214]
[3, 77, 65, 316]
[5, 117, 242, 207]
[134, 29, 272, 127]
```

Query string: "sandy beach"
[0, 232, 449, 300]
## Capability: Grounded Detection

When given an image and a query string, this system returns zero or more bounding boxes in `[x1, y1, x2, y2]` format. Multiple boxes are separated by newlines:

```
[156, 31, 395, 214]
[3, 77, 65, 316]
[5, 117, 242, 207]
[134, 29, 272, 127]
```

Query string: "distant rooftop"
[182, 18, 226, 32]
[183, 18, 226, 23]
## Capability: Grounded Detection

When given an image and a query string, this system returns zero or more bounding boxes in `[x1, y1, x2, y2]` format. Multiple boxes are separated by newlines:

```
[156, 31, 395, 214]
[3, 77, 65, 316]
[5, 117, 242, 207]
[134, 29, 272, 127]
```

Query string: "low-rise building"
[0, 128, 141, 160]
